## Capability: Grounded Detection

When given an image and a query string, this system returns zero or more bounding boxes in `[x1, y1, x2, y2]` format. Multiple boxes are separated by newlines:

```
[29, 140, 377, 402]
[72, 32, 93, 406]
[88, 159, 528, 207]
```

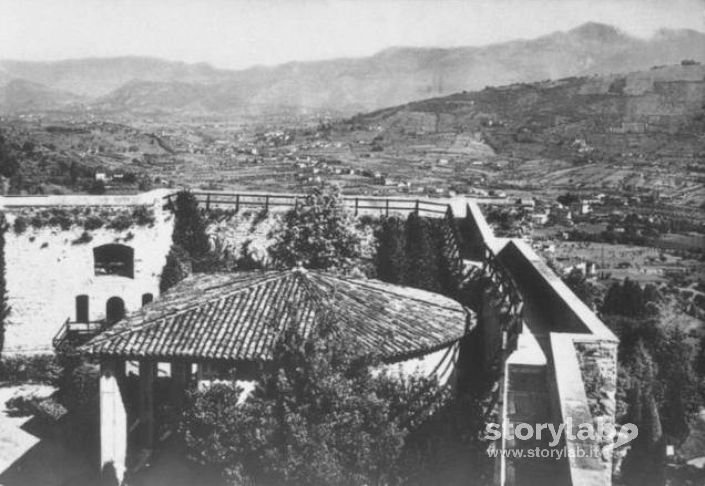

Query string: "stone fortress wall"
[1, 190, 174, 353]
[0, 189, 619, 486]
[463, 201, 619, 486]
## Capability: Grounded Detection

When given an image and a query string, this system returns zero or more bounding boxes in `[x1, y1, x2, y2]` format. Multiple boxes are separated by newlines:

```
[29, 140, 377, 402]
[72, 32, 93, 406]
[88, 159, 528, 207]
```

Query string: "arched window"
[75, 295, 89, 323]
[106, 297, 125, 324]
[93, 244, 134, 278]
[141, 293, 154, 306]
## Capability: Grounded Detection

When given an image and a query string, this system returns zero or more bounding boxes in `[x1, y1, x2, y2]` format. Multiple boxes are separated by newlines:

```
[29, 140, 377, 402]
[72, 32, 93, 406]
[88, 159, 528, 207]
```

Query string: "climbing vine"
[0, 213, 10, 358]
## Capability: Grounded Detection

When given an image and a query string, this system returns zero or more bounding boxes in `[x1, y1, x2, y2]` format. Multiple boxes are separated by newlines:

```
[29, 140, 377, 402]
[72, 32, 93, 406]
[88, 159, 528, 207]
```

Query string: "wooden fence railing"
[164, 191, 450, 218]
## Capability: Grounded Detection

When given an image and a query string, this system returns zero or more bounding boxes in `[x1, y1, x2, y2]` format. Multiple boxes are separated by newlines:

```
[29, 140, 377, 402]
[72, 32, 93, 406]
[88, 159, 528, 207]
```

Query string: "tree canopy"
[181, 302, 449, 486]
[270, 186, 361, 271]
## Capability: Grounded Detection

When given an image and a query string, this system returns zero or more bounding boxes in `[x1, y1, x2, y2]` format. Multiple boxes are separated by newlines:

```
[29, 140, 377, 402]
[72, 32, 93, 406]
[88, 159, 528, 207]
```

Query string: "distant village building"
[516, 198, 535, 210]
[550, 205, 573, 225]
[531, 211, 550, 226]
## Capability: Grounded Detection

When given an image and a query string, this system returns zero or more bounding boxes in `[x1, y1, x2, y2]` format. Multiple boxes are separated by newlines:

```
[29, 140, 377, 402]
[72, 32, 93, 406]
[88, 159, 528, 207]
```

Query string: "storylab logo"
[484, 419, 639, 449]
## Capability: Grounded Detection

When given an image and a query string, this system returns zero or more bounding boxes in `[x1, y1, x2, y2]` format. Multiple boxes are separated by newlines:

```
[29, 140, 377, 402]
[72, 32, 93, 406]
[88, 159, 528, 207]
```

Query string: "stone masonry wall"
[3, 201, 173, 353]
[574, 339, 619, 439]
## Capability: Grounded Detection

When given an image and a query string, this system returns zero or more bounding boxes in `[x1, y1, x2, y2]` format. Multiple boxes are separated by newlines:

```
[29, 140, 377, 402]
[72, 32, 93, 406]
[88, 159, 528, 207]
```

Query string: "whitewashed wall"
[3, 201, 174, 354]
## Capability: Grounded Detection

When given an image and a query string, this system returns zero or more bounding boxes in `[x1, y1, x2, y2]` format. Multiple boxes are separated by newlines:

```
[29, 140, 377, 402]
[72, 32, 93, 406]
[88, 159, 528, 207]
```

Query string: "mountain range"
[1, 22, 704, 116]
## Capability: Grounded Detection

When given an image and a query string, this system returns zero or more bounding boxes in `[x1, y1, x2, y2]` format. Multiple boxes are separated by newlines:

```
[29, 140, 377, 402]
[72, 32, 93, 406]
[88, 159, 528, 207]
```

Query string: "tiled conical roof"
[81, 269, 474, 362]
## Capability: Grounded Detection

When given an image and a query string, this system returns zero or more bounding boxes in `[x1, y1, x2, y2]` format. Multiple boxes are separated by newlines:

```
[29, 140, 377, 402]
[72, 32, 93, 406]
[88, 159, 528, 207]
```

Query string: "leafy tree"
[88, 179, 106, 195]
[181, 302, 448, 486]
[171, 190, 210, 265]
[403, 213, 440, 293]
[375, 217, 407, 284]
[137, 175, 153, 192]
[270, 186, 361, 271]
[0, 132, 20, 179]
[602, 279, 652, 317]
[563, 267, 597, 309]
[608, 313, 702, 448]
[557, 192, 580, 207]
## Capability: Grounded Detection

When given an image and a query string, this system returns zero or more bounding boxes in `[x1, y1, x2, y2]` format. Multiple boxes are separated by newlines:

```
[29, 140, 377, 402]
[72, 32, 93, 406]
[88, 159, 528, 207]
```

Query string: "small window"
[141, 293, 153, 306]
[106, 297, 126, 324]
[75, 295, 89, 323]
[93, 244, 134, 278]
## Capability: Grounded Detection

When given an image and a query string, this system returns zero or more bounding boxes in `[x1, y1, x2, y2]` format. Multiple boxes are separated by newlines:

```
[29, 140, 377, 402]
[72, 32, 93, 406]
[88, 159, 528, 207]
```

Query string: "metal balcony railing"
[53, 318, 105, 349]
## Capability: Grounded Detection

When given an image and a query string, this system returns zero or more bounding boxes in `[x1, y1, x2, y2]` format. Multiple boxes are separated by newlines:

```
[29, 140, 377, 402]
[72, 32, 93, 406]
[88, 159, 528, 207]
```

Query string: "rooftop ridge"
[313, 270, 469, 313]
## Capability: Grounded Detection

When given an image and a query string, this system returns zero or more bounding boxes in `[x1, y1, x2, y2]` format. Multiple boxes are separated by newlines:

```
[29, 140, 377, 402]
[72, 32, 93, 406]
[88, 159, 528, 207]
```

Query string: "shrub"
[5, 390, 66, 420]
[33, 396, 67, 421]
[138, 176, 153, 192]
[72, 231, 93, 245]
[83, 215, 104, 230]
[131, 206, 155, 226]
[5, 391, 40, 416]
[0, 354, 62, 385]
[56, 360, 100, 453]
[58, 361, 99, 413]
[47, 210, 72, 230]
[107, 214, 132, 232]
[12, 216, 28, 234]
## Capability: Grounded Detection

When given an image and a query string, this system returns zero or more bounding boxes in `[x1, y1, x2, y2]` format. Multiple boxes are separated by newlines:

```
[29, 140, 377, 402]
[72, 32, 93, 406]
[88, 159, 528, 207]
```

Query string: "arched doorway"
[106, 297, 125, 324]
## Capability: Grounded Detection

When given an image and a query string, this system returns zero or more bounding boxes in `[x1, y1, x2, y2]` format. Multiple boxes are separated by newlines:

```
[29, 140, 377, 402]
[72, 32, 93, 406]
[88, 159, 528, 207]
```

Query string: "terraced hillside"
[336, 64, 705, 206]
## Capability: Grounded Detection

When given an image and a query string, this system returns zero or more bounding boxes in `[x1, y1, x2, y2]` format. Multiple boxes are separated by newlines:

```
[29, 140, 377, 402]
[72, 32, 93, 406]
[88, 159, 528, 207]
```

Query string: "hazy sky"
[1, 0, 704, 69]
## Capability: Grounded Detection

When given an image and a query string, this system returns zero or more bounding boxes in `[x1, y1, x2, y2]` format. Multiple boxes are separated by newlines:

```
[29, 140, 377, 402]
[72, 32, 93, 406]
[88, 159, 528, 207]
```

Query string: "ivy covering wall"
[0, 213, 9, 357]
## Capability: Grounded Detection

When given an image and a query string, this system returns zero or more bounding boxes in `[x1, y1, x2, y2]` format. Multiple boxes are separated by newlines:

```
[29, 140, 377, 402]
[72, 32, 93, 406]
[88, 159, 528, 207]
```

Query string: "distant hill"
[331, 63, 705, 205]
[346, 63, 705, 160]
[0, 56, 227, 97]
[1, 23, 704, 116]
[0, 79, 84, 113]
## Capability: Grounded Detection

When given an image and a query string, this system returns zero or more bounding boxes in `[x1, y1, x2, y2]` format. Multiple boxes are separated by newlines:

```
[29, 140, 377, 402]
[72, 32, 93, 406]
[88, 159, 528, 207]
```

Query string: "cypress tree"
[404, 213, 440, 293]
[621, 340, 665, 486]
[159, 244, 192, 293]
[171, 190, 210, 265]
[375, 217, 407, 284]
[433, 218, 464, 298]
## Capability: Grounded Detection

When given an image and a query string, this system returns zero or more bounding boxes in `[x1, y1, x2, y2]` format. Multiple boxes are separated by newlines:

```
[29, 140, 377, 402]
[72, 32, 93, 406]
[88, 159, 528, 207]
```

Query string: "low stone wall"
[550, 334, 615, 486]
[497, 240, 614, 338]
[460, 203, 619, 486]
